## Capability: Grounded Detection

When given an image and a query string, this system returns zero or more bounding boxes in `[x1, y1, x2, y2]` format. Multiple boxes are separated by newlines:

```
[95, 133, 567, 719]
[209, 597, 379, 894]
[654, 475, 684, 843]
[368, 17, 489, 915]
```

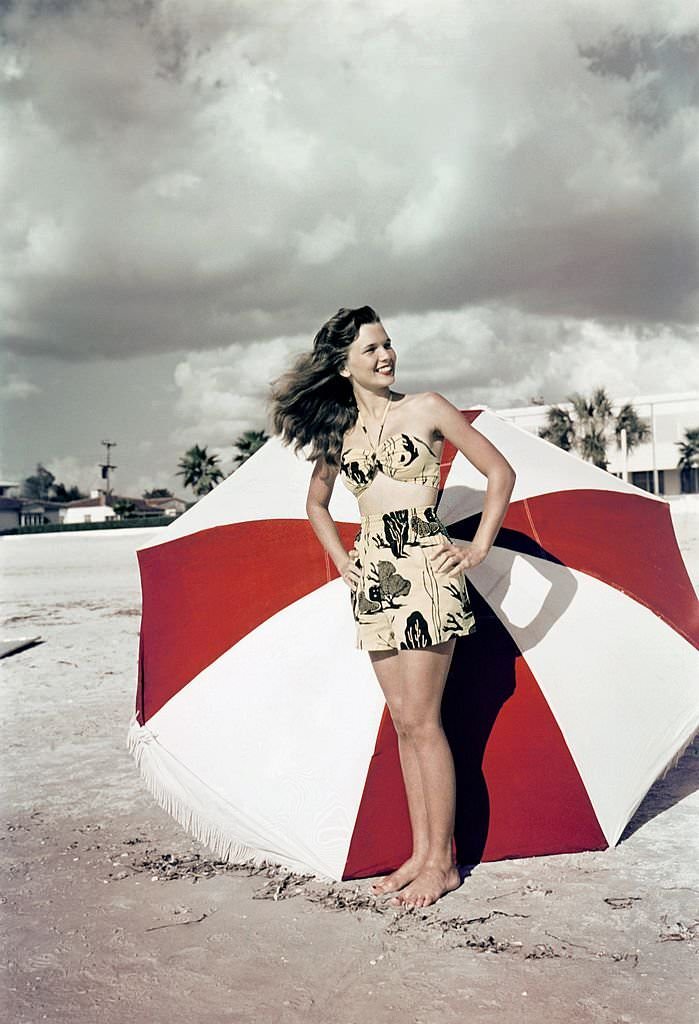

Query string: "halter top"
[339, 399, 441, 497]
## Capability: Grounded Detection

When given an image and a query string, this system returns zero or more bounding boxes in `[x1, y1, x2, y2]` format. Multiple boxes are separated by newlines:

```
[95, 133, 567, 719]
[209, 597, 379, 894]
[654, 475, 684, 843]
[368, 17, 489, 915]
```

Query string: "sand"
[1, 509, 698, 1024]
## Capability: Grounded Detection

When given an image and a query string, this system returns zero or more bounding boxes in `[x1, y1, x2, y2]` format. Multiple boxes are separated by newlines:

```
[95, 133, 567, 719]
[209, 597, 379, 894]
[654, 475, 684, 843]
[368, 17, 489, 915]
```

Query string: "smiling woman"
[270, 306, 516, 909]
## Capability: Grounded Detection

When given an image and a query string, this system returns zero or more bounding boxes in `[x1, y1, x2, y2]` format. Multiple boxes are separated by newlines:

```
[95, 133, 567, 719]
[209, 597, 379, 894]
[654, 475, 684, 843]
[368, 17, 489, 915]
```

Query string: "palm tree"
[538, 407, 575, 452]
[176, 445, 225, 497]
[539, 387, 650, 471]
[614, 403, 651, 456]
[567, 388, 615, 469]
[232, 429, 269, 468]
[676, 426, 699, 493]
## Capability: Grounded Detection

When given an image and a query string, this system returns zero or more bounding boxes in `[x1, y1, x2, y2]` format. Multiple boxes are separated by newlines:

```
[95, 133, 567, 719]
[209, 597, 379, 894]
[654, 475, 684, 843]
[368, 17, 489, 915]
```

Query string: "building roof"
[64, 493, 181, 510]
[21, 499, 71, 510]
[0, 492, 183, 517]
[64, 495, 109, 507]
[143, 495, 185, 507]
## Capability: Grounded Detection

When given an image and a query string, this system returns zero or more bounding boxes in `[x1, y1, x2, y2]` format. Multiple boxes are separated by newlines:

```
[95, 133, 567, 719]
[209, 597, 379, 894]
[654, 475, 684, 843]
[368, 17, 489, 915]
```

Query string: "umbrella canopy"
[127, 409, 699, 880]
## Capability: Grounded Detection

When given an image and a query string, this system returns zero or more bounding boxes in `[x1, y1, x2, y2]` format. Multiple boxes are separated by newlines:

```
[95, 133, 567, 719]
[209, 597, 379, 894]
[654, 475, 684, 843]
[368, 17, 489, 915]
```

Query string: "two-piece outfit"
[339, 400, 476, 652]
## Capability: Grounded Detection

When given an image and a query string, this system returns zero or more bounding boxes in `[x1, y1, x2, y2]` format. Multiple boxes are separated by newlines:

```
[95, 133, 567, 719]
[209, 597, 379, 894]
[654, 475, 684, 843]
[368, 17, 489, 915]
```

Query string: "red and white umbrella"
[127, 409, 699, 880]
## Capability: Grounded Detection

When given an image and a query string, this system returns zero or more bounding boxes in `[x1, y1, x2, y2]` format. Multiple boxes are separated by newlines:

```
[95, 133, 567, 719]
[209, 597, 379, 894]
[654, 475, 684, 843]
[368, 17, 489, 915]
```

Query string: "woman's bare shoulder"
[397, 389, 441, 406]
[401, 390, 454, 416]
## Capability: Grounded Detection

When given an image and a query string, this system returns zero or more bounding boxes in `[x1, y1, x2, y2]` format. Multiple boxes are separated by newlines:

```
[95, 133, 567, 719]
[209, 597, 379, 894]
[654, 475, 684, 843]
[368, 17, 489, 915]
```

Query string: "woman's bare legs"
[369, 649, 431, 896]
[369, 638, 461, 907]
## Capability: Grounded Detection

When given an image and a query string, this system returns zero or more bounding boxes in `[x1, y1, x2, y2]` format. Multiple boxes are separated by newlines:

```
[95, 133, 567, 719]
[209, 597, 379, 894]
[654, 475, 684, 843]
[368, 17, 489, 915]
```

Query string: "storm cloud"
[1, 0, 697, 494]
[3, 0, 698, 361]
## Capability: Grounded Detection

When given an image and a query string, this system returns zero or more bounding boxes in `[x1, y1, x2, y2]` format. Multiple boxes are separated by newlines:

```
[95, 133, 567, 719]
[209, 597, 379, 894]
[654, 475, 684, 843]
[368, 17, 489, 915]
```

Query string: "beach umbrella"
[127, 409, 699, 880]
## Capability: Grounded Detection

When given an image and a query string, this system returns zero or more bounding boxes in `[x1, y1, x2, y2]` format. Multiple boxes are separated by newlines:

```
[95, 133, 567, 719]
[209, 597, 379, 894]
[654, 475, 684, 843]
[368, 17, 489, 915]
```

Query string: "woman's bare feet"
[370, 854, 426, 896]
[389, 863, 461, 908]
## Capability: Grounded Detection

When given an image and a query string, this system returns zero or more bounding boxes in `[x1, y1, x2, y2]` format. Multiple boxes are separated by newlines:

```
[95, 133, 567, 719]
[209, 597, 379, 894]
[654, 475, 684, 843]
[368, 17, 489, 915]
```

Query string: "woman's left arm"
[428, 392, 516, 574]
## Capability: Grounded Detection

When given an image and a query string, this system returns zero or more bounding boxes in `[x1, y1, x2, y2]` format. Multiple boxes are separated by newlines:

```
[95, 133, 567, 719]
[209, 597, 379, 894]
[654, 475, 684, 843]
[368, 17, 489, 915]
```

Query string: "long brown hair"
[270, 305, 381, 466]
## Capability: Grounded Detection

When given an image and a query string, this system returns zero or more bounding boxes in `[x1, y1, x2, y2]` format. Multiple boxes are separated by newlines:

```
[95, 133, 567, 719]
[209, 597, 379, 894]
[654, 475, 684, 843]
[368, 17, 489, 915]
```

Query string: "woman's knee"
[393, 712, 443, 747]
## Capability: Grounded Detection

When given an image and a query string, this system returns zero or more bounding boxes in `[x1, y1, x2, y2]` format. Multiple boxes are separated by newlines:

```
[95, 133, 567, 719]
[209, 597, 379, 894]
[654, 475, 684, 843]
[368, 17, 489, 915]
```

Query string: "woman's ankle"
[407, 846, 429, 864]
[423, 851, 456, 872]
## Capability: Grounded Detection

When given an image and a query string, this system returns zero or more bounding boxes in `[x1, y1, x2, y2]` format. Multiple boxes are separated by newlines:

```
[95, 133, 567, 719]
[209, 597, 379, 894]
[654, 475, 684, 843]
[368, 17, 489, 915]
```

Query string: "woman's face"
[342, 321, 396, 389]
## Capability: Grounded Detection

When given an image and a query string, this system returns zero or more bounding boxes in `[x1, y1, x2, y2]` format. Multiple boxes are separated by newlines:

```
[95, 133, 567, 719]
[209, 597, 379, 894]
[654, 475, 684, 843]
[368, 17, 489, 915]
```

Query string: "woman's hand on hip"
[339, 548, 361, 590]
[429, 539, 489, 575]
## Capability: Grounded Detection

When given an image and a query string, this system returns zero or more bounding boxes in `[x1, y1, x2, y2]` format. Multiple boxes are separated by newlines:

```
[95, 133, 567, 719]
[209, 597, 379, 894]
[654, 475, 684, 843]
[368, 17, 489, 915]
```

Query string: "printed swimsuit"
[338, 401, 476, 651]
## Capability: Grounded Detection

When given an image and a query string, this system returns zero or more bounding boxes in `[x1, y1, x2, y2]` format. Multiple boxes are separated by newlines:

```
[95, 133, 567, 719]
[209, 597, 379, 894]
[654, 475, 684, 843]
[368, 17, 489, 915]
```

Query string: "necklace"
[357, 394, 392, 451]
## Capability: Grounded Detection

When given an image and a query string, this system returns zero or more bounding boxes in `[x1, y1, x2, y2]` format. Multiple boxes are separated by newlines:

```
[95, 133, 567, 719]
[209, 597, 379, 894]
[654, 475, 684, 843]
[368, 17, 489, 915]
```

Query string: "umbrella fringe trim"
[616, 724, 699, 845]
[126, 716, 332, 878]
[659, 725, 699, 781]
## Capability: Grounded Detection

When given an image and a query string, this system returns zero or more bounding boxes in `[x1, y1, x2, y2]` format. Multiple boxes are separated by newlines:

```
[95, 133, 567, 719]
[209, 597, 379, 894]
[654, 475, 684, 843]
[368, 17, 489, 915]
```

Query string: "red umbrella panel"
[127, 409, 699, 880]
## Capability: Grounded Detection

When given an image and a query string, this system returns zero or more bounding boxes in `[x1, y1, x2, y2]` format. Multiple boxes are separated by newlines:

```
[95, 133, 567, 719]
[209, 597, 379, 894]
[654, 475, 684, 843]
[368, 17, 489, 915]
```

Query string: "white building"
[61, 491, 118, 525]
[61, 491, 186, 524]
[495, 391, 699, 497]
[0, 488, 187, 531]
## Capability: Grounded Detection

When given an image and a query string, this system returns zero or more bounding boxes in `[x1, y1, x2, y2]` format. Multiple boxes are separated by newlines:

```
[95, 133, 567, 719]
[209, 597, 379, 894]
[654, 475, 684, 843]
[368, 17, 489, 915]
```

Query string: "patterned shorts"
[350, 504, 477, 652]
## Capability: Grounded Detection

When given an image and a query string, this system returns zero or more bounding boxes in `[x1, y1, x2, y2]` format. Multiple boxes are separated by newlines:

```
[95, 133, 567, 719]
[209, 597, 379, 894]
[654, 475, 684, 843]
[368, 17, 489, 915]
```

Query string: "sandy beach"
[2, 510, 698, 1024]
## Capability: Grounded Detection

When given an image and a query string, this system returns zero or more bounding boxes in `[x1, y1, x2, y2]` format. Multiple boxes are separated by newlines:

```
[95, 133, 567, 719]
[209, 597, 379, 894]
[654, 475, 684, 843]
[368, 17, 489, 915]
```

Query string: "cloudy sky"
[2, 0, 698, 497]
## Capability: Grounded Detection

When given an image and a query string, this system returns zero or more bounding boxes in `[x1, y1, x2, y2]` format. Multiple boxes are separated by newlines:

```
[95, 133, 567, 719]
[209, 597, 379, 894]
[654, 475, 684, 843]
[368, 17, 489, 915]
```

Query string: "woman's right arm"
[306, 458, 360, 590]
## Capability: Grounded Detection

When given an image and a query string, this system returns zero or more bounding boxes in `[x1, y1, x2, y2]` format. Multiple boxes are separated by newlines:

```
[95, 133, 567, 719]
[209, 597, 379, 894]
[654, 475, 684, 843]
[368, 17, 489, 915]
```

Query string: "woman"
[271, 306, 515, 908]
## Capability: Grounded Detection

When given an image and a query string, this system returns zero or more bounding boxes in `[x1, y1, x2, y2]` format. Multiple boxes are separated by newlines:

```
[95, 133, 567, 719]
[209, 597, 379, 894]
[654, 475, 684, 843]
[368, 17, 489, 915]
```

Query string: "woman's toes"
[391, 865, 460, 909]
[371, 881, 391, 896]
[370, 858, 424, 898]
[371, 880, 390, 896]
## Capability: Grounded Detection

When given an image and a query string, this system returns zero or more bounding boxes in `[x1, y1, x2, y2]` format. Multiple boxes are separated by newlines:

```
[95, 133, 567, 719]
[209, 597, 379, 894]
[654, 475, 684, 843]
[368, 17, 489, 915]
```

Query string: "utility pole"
[620, 427, 628, 482]
[99, 440, 118, 497]
[649, 402, 659, 495]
